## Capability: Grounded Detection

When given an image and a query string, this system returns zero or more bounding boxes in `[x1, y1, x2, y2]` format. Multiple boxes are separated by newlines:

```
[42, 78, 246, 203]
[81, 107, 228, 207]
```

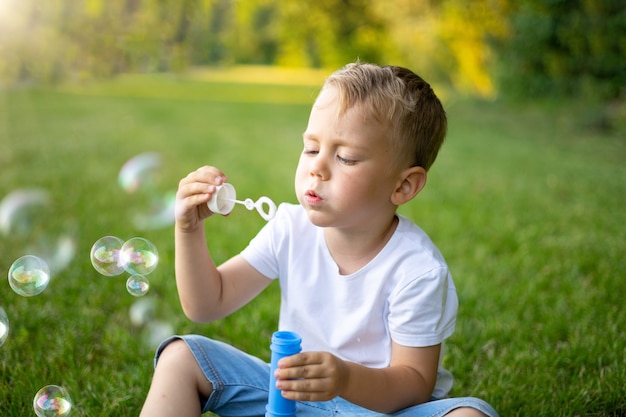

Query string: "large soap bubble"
[33, 385, 72, 417]
[90, 236, 125, 276]
[8, 255, 50, 297]
[0, 189, 77, 274]
[118, 152, 175, 230]
[120, 237, 159, 275]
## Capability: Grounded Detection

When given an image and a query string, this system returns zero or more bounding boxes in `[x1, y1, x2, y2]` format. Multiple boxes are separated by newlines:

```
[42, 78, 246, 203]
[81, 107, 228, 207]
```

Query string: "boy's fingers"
[275, 364, 321, 381]
[277, 377, 326, 393]
[278, 352, 321, 368]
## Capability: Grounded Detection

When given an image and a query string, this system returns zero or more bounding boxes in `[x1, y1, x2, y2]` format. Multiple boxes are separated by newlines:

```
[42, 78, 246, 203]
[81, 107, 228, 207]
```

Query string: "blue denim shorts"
[155, 335, 499, 417]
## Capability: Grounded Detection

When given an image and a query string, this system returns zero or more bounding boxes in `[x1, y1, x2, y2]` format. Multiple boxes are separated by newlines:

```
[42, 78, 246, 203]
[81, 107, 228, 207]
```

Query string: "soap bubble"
[0, 189, 77, 274]
[0, 189, 48, 235]
[90, 236, 125, 276]
[119, 152, 162, 193]
[132, 191, 175, 231]
[0, 306, 8, 347]
[126, 274, 150, 297]
[143, 320, 174, 348]
[129, 297, 156, 327]
[119, 152, 175, 230]
[120, 237, 159, 275]
[33, 385, 72, 417]
[8, 255, 50, 297]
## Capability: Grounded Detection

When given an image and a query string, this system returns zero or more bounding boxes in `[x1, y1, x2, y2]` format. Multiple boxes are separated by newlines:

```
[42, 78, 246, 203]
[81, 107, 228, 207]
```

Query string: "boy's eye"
[337, 155, 356, 165]
[303, 148, 318, 155]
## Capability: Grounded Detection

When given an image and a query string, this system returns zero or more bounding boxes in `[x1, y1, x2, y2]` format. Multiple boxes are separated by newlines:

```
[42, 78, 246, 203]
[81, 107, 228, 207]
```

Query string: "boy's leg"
[387, 397, 499, 417]
[142, 335, 273, 417]
[140, 339, 212, 417]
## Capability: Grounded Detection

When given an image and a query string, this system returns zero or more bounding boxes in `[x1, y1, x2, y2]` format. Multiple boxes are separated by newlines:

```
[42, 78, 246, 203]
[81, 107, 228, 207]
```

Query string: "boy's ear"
[391, 166, 427, 206]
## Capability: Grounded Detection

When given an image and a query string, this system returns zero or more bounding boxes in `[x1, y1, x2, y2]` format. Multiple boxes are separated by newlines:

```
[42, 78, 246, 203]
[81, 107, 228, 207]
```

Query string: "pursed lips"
[305, 189, 323, 205]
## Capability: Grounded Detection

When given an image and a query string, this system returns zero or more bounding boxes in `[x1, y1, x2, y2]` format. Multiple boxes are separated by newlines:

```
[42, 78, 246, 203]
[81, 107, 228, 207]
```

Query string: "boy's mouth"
[305, 190, 323, 204]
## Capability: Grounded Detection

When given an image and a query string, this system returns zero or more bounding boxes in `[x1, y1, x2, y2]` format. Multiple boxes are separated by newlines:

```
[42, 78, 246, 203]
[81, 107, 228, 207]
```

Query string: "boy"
[141, 63, 498, 417]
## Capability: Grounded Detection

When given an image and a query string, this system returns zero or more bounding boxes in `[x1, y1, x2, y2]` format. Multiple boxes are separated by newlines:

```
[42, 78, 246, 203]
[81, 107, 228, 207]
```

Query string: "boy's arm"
[174, 165, 272, 322]
[175, 226, 272, 322]
[275, 341, 440, 413]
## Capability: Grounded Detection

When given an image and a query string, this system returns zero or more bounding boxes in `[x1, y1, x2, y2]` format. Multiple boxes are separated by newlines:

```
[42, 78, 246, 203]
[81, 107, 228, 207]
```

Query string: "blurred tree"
[438, 0, 510, 97]
[493, 0, 626, 100]
[272, 0, 385, 68]
[196, 0, 234, 65]
[228, 0, 278, 65]
[370, 1, 447, 85]
[1, 0, 622, 107]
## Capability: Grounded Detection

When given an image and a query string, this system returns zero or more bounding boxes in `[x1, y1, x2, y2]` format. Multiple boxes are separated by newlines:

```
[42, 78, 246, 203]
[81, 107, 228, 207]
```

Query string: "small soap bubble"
[126, 274, 150, 297]
[90, 236, 125, 276]
[0, 306, 9, 347]
[33, 385, 72, 417]
[8, 255, 50, 297]
[120, 237, 159, 275]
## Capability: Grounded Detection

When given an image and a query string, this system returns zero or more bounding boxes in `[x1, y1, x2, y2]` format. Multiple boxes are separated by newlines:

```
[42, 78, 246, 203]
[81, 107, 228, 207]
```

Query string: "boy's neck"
[323, 215, 399, 275]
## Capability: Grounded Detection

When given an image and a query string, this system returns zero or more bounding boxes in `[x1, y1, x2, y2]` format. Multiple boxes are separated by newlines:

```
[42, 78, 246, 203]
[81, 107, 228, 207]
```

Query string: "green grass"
[1, 70, 625, 416]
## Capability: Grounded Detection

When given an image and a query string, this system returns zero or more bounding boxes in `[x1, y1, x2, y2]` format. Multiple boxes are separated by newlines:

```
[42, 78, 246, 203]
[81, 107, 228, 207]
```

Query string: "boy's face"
[295, 86, 403, 229]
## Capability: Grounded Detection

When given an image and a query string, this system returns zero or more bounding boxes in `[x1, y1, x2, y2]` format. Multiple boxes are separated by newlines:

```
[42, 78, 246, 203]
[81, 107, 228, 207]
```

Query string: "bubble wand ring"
[232, 196, 277, 221]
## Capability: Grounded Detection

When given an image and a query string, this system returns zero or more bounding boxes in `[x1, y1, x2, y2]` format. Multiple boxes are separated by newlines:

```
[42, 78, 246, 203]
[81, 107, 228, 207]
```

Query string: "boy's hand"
[275, 351, 349, 402]
[175, 166, 227, 232]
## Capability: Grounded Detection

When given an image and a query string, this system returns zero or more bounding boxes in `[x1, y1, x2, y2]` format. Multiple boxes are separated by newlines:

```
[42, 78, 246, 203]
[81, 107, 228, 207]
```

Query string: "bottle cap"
[207, 183, 236, 215]
[270, 331, 302, 354]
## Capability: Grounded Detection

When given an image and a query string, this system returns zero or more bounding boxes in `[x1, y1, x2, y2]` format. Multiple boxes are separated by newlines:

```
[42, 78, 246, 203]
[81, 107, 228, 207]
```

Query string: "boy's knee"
[445, 406, 489, 417]
[156, 339, 214, 398]
[157, 339, 194, 369]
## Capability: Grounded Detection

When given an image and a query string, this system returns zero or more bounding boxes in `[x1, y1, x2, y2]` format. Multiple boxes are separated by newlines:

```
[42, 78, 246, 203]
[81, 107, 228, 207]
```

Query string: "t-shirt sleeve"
[388, 266, 458, 347]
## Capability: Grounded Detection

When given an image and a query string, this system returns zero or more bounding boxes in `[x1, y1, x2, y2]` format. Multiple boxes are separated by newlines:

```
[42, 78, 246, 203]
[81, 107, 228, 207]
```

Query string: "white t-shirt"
[241, 203, 457, 398]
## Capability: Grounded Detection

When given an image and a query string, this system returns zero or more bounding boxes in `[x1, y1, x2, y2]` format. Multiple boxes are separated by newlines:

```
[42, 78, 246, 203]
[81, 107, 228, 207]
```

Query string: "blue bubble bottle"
[266, 331, 302, 417]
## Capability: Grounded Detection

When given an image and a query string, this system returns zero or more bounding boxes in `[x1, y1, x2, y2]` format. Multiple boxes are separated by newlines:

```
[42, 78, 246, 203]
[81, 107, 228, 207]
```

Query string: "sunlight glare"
[0, 0, 14, 19]
[0, 0, 24, 27]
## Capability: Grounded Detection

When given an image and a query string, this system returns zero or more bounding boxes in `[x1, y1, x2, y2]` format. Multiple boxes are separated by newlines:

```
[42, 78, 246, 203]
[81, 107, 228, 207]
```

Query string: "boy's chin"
[303, 208, 333, 227]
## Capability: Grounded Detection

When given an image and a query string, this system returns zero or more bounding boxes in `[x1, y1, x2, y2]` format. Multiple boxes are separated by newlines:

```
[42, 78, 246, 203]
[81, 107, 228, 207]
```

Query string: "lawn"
[1, 68, 624, 416]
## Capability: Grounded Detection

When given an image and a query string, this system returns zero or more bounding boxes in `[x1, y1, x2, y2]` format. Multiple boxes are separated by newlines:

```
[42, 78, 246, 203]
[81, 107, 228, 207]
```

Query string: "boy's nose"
[309, 155, 329, 180]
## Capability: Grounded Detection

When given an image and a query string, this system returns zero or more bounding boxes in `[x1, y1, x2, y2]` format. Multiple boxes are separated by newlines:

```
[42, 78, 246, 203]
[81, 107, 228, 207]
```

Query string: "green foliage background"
[496, 0, 626, 100]
[1, 0, 624, 104]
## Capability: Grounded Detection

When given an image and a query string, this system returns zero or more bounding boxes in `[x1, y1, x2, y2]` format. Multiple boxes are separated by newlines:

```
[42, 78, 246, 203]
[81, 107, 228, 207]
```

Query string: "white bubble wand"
[208, 183, 277, 221]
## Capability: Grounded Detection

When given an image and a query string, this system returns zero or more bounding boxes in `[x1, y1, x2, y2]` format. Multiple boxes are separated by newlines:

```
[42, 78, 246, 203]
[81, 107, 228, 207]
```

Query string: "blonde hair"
[322, 62, 447, 171]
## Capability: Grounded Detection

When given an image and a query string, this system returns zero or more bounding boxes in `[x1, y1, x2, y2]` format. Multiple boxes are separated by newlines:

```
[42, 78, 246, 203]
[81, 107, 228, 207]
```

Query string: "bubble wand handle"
[266, 331, 302, 417]
[225, 197, 277, 221]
